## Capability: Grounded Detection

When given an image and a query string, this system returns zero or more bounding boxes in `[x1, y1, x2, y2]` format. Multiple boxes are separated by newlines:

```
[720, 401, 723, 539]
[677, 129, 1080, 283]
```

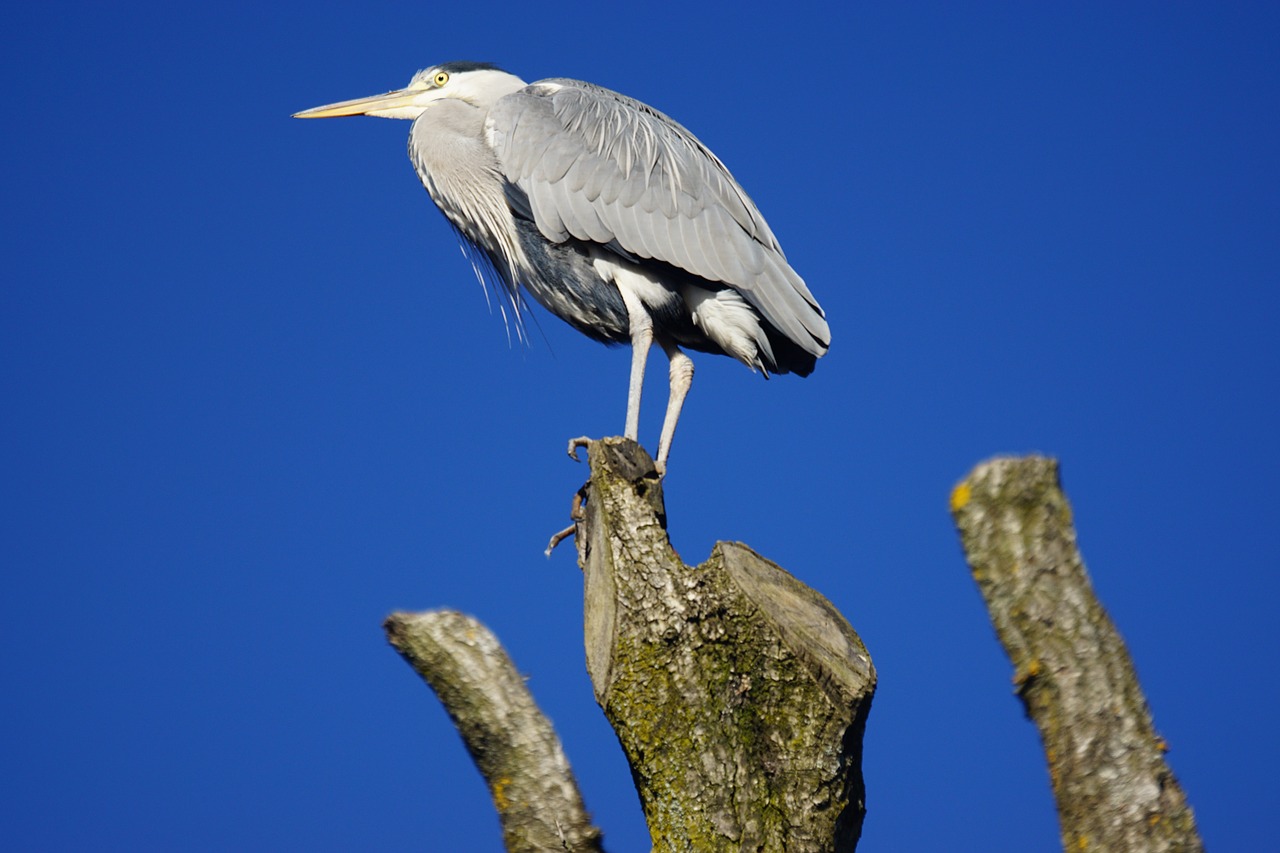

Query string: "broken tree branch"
[571, 437, 876, 852]
[951, 456, 1203, 853]
[384, 610, 604, 853]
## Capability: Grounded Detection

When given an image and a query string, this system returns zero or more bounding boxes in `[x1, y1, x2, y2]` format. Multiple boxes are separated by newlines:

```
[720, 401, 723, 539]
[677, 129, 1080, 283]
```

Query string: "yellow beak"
[292, 88, 424, 119]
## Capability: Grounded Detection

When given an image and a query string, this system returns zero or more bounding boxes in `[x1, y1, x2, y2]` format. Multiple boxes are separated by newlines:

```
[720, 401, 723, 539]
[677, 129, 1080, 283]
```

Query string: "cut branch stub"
[385, 610, 604, 853]
[951, 455, 1203, 853]
[572, 437, 875, 853]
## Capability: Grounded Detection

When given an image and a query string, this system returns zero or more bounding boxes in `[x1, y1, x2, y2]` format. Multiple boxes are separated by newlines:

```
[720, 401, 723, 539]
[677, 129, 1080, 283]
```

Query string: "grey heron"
[294, 62, 829, 472]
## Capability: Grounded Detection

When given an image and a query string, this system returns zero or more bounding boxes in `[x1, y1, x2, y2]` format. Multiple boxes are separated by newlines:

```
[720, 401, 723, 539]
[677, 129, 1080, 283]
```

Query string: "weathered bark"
[384, 610, 605, 853]
[571, 437, 876, 852]
[950, 456, 1203, 853]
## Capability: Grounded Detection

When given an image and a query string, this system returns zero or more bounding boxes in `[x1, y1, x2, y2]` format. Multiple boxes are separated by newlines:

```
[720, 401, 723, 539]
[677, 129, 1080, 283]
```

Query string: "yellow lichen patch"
[1012, 659, 1042, 686]
[1077, 835, 1089, 850]
[492, 775, 512, 812]
[950, 483, 972, 513]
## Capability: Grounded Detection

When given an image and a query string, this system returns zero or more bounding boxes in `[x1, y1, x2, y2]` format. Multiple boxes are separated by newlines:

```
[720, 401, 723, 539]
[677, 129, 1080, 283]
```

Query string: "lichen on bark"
[573, 437, 875, 852]
[952, 456, 1203, 853]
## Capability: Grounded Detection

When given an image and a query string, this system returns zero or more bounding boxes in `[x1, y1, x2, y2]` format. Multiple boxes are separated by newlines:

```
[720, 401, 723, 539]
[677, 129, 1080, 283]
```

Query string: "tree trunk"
[951, 456, 1204, 853]
[572, 437, 876, 852]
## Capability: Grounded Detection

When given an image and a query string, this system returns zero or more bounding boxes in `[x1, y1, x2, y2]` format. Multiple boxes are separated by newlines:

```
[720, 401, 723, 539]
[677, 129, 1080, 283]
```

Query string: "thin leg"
[656, 343, 694, 474]
[616, 287, 654, 441]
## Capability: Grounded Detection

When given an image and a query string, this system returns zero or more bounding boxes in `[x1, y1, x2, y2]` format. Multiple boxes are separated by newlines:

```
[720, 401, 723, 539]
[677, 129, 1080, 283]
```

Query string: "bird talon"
[545, 524, 575, 557]
[567, 436, 592, 462]
[545, 489, 587, 557]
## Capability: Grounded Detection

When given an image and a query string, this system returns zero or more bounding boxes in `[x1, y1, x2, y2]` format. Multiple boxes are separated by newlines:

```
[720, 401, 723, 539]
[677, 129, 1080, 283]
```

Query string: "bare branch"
[385, 610, 605, 853]
[951, 456, 1203, 853]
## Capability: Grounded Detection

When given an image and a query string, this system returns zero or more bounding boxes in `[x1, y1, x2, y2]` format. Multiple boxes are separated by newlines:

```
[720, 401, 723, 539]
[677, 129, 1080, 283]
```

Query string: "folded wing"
[485, 78, 830, 356]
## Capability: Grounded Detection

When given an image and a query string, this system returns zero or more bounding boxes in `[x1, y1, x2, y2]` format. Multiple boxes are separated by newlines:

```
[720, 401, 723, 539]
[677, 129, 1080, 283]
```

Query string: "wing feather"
[486, 78, 829, 354]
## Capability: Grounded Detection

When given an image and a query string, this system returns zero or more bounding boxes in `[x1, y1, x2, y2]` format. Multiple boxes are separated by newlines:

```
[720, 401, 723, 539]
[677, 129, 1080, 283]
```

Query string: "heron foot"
[544, 488, 587, 557]
[566, 436, 592, 462]
[545, 525, 575, 557]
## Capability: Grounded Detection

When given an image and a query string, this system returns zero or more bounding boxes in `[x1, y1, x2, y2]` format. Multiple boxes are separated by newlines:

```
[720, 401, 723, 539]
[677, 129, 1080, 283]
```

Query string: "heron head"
[293, 62, 525, 121]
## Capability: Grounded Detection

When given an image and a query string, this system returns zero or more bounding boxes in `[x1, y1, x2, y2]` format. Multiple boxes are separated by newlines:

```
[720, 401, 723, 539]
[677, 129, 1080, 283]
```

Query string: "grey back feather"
[486, 78, 830, 356]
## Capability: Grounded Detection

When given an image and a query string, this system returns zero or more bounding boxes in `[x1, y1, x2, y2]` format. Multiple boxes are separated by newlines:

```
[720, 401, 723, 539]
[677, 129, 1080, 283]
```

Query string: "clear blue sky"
[4, 2, 1277, 850]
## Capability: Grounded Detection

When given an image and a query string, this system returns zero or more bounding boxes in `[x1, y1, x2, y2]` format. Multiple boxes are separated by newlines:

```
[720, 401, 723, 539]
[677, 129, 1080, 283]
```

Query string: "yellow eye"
[433, 71, 450, 87]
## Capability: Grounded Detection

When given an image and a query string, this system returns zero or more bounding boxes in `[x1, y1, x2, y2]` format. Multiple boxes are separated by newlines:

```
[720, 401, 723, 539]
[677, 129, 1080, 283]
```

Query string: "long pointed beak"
[292, 88, 422, 119]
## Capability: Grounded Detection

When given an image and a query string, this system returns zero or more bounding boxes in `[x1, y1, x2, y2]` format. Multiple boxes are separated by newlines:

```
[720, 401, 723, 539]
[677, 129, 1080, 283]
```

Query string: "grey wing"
[485, 78, 829, 355]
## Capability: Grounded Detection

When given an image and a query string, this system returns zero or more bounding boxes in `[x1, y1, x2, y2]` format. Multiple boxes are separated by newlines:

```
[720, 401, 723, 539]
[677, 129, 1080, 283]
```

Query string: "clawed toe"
[566, 435, 592, 461]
